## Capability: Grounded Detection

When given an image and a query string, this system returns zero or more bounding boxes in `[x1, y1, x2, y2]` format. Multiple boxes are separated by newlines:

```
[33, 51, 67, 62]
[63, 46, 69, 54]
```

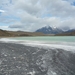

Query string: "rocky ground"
[0, 42, 75, 75]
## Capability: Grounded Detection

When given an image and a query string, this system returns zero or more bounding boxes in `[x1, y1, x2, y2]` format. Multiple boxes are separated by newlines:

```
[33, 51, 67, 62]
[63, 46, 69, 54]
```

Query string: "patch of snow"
[51, 71, 57, 75]
[52, 26, 57, 30]
[27, 70, 35, 75]
[13, 57, 16, 59]
[4, 54, 7, 57]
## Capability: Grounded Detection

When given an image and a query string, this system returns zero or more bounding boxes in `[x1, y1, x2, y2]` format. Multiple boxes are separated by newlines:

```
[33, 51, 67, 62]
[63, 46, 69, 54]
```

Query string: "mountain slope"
[35, 26, 63, 34]
[0, 29, 12, 36]
[0, 29, 47, 37]
[55, 29, 75, 36]
[65, 29, 75, 33]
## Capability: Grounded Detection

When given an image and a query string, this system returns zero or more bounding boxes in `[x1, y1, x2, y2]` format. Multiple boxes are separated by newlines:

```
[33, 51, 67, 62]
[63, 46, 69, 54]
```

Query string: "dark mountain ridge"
[35, 26, 64, 34]
[56, 30, 75, 36]
[35, 26, 75, 36]
[0, 26, 75, 36]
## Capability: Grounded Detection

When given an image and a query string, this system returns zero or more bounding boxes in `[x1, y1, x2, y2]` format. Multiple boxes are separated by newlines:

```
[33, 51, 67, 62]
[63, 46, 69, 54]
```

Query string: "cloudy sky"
[0, 0, 75, 31]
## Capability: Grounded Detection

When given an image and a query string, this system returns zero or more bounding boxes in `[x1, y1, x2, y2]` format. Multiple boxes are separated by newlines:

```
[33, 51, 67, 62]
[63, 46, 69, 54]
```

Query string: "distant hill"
[55, 29, 75, 36]
[65, 29, 75, 33]
[0, 28, 75, 37]
[0, 29, 48, 37]
[0, 29, 12, 36]
[35, 26, 63, 34]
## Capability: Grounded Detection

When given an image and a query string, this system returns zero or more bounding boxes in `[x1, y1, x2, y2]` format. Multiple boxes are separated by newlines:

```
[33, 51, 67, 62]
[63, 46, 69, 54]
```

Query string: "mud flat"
[0, 42, 75, 75]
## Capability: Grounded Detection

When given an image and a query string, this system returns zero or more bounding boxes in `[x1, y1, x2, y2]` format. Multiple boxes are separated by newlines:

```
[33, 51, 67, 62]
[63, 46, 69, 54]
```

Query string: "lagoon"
[11, 36, 75, 42]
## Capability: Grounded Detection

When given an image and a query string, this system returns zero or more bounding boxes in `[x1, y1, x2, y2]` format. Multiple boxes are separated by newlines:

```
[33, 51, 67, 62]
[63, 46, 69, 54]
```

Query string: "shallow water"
[11, 36, 75, 42]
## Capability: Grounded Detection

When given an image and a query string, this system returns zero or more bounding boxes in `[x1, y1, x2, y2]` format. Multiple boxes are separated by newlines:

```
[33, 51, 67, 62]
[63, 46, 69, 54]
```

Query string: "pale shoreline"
[0, 37, 75, 53]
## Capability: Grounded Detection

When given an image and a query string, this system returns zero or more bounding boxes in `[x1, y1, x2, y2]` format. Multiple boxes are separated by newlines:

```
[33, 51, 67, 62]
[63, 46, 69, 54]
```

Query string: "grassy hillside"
[0, 29, 49, 37]
[0, 29, 75, 37]
[0, 29, 12, 36]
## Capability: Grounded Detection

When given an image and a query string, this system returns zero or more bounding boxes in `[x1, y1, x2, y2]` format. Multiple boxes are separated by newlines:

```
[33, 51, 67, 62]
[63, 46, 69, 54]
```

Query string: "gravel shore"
[0, 42, 48, 75]
[0, 42, 75, 75]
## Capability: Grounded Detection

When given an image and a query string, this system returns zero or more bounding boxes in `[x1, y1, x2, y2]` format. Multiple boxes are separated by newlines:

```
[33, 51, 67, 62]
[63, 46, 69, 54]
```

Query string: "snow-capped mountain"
[35, 26, 64, 34]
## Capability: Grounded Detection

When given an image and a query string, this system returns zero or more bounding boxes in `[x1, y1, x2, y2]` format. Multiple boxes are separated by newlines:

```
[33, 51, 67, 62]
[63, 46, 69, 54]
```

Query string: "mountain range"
[35, 26, 64, 34]
[0, 29, 47, 37]
[56, 29, 75, 36]
[0, 25, 75, 37]
[35, 26, 75, 35]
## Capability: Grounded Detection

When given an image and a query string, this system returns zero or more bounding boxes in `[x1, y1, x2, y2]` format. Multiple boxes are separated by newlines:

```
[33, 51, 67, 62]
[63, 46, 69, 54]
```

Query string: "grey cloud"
[9, 16, 62, 31]
[14, 0, 75, 17]
[9, 15, 75, 31]
[9, 22, 24, 28]
[9, 0, 75, 31]
[1, 0, 75, 31]
[14, 0, 41, 15]
[41, 0, 75, 17]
